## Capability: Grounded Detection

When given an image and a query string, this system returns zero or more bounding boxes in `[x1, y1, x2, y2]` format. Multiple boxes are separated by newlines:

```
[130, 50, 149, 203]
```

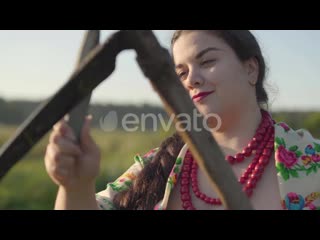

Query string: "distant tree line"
[0, 98, 170, 131]
[0, 98, 319, 137]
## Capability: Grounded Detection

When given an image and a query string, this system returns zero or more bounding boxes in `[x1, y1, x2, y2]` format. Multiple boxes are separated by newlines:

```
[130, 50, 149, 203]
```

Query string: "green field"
[0, 126, 173, 209]
[0, 113, 319, 209]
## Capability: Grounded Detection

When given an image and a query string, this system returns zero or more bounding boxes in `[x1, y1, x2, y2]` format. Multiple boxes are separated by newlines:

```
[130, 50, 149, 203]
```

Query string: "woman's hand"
[44, 115, 101, 191]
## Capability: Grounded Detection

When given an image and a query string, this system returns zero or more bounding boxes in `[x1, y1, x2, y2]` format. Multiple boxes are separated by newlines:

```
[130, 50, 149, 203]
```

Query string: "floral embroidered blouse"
[96, 122, 320, 210]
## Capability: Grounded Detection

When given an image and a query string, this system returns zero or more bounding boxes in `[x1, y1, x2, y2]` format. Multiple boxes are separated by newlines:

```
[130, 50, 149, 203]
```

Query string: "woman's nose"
[187, 68, 204, 89]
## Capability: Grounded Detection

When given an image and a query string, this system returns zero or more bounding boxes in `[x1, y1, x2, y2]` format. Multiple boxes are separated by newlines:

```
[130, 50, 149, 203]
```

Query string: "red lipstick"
[192, 91, 215, 103]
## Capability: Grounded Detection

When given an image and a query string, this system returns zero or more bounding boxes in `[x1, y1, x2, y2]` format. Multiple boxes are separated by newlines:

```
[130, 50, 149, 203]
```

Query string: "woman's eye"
[177, 71, 187, 80]
[201, 59, 216, 66]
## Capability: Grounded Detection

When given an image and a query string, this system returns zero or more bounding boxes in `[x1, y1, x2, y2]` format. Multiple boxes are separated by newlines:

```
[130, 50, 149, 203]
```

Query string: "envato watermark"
[99, 109, 221, 132]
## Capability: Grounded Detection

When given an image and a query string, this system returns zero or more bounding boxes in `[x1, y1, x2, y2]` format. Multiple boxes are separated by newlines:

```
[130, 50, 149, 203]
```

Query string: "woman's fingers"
[45, 147, 76, 178]
[45, 115, 100, 187]
[53, 119, 76, 142]
[49, 134, 82, 157]
[80, 115, 95, 151]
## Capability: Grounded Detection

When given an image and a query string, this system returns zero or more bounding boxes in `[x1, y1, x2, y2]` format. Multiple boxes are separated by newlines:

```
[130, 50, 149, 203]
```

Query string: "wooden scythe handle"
[0, 30, 252, 210]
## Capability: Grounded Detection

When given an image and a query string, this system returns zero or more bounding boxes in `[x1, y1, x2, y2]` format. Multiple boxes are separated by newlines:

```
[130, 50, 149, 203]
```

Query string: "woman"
[44, 30, 320, 210]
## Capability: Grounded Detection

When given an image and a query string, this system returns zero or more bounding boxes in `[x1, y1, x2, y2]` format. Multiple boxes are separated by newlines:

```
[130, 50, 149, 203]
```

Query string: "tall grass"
[0, 112, 319, 209]
[0, 126, 173, 209]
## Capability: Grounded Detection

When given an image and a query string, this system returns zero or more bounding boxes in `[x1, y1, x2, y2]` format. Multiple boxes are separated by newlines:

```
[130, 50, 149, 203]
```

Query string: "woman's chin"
[206, 115, 223, 132]
[197, 106, 220, 117]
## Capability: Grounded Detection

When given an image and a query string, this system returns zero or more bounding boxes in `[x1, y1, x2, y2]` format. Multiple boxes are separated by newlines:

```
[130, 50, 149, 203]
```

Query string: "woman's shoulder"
[274, 121, 320, 168]
[274, 122, 320, 210]
[96, 146, 160, 210]
[274, 122, 320, 146]
[133, 147, 160, 167]
[274, 121, 320, 179]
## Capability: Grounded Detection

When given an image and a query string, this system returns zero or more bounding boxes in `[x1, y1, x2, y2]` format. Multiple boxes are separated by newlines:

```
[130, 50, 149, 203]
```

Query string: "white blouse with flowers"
[96, 122, 320, 210]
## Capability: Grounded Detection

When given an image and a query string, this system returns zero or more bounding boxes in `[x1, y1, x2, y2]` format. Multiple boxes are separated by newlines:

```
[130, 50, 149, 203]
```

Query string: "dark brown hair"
[171, 30, 268, 106]
[112, 30, 268, 210]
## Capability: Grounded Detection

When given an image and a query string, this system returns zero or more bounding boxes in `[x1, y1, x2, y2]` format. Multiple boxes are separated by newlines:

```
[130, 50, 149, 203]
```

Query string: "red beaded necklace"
[180, 110, 275, 210]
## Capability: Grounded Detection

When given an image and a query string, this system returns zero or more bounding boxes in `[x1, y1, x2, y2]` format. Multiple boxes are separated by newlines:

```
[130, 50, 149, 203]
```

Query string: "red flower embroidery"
[276, 145, 298, 168]
[311, 154, 320, 162]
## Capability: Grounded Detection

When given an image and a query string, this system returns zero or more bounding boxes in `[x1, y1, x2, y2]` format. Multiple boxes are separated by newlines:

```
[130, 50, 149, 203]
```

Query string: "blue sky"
[0, 30, 319, 111]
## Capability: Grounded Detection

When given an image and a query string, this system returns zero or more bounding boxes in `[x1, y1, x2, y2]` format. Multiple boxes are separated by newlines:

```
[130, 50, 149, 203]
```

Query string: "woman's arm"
[55, 184, 99, 210]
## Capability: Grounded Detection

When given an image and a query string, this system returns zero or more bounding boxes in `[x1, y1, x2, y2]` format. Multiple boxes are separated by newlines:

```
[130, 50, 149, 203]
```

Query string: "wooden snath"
[0, 30, 253, 210]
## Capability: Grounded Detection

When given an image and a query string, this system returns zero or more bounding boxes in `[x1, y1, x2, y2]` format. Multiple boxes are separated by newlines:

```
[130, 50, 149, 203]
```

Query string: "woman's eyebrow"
[195, 47, 222, 59]
[175, 47, 222, 70]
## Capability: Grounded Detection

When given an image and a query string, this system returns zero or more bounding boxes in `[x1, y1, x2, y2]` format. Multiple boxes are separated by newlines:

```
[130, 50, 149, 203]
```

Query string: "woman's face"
[172, 31, 259, 125]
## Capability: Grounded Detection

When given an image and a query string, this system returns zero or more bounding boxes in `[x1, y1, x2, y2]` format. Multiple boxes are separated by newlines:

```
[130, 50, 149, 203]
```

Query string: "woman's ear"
[245, 57, 259, 86]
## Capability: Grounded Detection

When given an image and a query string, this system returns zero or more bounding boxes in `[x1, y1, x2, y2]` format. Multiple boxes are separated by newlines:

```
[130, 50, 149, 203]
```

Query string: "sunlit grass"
[0, 126, 173, 209]
[0, 111, 319, 209]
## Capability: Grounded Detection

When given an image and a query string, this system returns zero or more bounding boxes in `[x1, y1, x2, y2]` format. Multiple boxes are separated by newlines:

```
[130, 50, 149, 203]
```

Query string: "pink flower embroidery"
[154, 203, 162, 210]
[276, 145, 298, 168]
[307, 204, 316, 210]
[311, 154, 320, 162]
[284, 192, 305, 210]
[279, 123, 290, 132]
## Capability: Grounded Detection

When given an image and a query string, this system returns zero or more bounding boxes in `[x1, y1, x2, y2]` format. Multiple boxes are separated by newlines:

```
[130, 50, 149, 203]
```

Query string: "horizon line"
[1, 97, 319, 113]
